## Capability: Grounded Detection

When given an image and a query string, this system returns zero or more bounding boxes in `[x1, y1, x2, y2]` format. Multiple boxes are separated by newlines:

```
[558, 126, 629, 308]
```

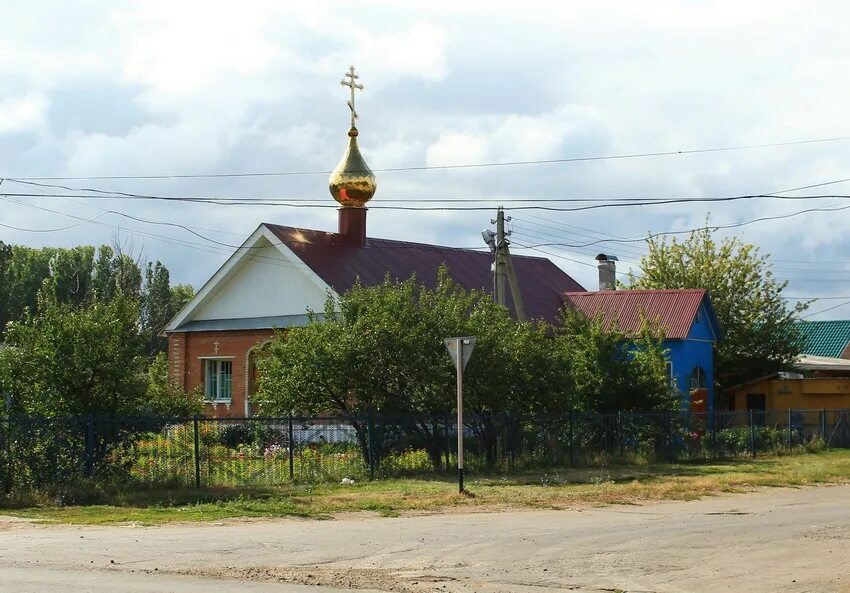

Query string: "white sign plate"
[444, 337, 476, 371]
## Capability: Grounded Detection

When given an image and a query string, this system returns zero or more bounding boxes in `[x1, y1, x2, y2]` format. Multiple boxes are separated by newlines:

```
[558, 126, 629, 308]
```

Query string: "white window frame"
[690, 365, 707, 391]
[202, 357, 234, 402]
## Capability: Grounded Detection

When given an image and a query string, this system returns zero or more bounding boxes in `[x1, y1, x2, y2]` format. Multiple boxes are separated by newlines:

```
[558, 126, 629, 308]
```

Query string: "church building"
[164, 67, 585, 417]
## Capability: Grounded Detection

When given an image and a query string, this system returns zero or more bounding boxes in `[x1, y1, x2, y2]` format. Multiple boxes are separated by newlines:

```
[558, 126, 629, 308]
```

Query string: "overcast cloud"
[2, 0, 850, 318]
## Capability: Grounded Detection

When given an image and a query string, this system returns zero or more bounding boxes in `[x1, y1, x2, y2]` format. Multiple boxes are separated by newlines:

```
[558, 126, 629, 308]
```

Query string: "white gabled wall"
[190, 237, 330, 321]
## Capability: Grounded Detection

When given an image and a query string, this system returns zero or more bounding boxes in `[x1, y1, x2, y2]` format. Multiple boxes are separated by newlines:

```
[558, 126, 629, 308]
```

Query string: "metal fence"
[1, 409, 848, 492]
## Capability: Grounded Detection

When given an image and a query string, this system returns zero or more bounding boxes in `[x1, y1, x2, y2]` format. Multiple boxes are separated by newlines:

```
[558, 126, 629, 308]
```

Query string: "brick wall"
[167, 329, 275, 418]
[167, 332, 187, 390]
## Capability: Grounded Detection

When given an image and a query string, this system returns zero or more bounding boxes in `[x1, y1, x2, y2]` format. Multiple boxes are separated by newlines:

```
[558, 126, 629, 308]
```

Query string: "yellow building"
[730, 355, 850, 411]
[731, 376, 850, 411]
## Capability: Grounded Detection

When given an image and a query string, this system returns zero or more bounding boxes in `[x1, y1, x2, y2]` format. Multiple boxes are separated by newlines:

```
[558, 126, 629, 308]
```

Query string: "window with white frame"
[203, 359, 233, 401]
[690, 365, 707, 391]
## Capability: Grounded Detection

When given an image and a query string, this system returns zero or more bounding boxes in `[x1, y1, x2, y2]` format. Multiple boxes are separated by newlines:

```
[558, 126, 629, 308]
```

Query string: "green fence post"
[288, 414, 295, 480]
[821, 408, 828, 447]
[193, 416, 201, 488]
[749, 409, 756, 458]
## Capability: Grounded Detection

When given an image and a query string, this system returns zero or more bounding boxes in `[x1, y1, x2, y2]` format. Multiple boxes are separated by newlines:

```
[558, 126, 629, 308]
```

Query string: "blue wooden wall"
[664, 302, 718, 410]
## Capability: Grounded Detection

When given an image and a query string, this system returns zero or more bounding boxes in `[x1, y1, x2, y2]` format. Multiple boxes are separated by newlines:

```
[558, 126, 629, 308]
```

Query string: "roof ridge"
[262, 222, 553, 261]
[565, 288, 706, 295]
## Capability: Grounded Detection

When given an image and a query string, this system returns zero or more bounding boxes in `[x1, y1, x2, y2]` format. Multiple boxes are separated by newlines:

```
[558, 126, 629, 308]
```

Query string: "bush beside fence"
[1, 409, 848, 494]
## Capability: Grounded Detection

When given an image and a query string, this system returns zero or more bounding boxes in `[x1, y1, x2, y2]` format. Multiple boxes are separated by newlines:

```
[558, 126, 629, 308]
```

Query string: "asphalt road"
[1, 485, 849, 593]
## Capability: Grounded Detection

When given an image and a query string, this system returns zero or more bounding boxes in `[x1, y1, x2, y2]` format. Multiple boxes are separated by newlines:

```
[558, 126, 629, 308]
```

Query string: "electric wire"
[8, 135, 850, 181]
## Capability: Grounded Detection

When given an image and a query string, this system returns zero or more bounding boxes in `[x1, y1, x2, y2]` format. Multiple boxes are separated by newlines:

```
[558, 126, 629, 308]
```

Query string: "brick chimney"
[595, 253, 618, 290]
[338, 207, 368, 245]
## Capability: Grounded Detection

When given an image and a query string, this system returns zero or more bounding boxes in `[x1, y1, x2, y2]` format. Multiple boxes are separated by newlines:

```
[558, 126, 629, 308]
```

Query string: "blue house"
[564, 288, 721, 411]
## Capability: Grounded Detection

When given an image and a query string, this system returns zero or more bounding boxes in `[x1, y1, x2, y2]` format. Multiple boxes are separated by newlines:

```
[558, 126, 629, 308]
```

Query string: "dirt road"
[1, 484, 848, 593]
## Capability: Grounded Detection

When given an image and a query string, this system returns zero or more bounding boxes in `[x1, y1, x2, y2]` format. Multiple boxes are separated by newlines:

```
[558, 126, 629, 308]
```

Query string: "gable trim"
[164, 224, 338, 332]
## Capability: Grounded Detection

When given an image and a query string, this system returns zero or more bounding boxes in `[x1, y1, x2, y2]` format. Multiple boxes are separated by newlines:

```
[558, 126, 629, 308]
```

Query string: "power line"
[801, 299, 850, 318]
[8, 188, 850, 213]
[7, 135, 850, 181]
[0, 212, 108, 232]
[0, 195, 491, 254]
[12, 177, 850, 209]
[515, 202, 850, 248]
[784, 295, 850, 300]
[510, 224, 647, 260]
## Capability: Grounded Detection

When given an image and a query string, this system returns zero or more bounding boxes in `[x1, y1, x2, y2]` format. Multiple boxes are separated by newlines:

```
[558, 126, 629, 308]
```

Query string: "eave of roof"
[166, 314, 318, 333]
[797, 354, 850, 371]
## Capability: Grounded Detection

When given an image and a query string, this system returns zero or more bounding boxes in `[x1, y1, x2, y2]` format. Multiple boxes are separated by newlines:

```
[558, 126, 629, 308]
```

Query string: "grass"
[5, 449, 850, 525]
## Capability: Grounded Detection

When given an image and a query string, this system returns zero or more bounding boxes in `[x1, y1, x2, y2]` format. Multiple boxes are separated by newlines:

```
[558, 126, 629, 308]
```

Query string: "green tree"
[0, 286, 199, 418]
[0, 242, 11, 335]
[628, 226, 806, 390]
[555, 311, 673, 413]
[256, 269, 559, 468]
[0, 243, 190, 349]
[140, 262, 194, 356]
[0, 290, 146, 416]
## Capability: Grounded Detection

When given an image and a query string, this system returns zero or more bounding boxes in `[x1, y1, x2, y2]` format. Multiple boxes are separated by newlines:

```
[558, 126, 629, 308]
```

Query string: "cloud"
[3, 0, 850, 319]
[0, 94, 47, 135]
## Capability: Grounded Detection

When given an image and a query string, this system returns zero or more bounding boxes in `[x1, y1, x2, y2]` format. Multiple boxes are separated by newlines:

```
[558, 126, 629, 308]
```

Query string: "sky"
[3, 0, 850, 319]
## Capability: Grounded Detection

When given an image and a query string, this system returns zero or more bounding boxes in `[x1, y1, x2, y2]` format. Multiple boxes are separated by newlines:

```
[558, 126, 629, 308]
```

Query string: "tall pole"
[492, 207, 527, 321]
[456, 337, 464, 493]
[494, 208, 507, 307]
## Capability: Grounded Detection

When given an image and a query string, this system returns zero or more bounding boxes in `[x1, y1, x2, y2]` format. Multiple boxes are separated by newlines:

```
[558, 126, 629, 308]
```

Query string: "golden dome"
[328, 126, 377, 208]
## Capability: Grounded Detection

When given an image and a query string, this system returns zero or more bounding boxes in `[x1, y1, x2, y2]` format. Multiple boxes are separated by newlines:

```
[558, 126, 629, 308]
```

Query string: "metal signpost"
[444, 336, 475, 493]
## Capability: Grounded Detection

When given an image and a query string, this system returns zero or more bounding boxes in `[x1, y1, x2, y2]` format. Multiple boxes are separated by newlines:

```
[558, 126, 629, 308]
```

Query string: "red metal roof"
[563, 289, 708, 339]
[265, 223, 585, 324]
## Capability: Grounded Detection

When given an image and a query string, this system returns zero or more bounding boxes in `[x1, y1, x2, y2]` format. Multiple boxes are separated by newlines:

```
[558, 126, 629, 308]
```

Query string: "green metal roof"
[797, 320, 850, 358]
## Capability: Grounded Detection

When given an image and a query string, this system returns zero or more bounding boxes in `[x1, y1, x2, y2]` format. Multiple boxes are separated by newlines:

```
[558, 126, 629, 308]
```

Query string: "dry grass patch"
[5, 450, 850, 525]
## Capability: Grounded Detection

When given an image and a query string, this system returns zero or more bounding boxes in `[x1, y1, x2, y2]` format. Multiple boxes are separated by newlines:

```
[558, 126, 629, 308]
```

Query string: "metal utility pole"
[489, 207, 527, 322]
[444, 337, 475, 493]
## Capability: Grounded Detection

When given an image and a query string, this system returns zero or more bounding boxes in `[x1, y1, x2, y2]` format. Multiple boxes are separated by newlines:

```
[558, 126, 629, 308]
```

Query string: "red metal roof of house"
[265, 223, 585, 324]
[563, 289, 708, 339]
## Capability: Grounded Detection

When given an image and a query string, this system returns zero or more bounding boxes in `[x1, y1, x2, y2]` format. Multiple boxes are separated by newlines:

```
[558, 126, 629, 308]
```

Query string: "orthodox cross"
[340, 65, 364, 128]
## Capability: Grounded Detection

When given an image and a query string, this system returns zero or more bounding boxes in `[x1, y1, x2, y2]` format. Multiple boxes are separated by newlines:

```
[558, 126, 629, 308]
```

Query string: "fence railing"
[1, 409, 848, 492]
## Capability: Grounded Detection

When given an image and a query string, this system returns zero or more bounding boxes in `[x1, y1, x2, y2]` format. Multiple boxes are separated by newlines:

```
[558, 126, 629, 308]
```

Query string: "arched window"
[690, 366, 707, 391]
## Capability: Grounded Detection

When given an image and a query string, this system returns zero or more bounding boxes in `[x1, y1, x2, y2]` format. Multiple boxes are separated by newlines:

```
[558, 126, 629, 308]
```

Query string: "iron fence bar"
[288, 413, 295, 480]
[2, 416, 10, 493]
[84, 415, 94, 478]
[711, 410, 718, 460]
[193, 416, 201, 488]
[749, 409, 756, 458]
[444, 416, 451, 473]
[787, 409, 793, 451]
[367, 410, 375, 481]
